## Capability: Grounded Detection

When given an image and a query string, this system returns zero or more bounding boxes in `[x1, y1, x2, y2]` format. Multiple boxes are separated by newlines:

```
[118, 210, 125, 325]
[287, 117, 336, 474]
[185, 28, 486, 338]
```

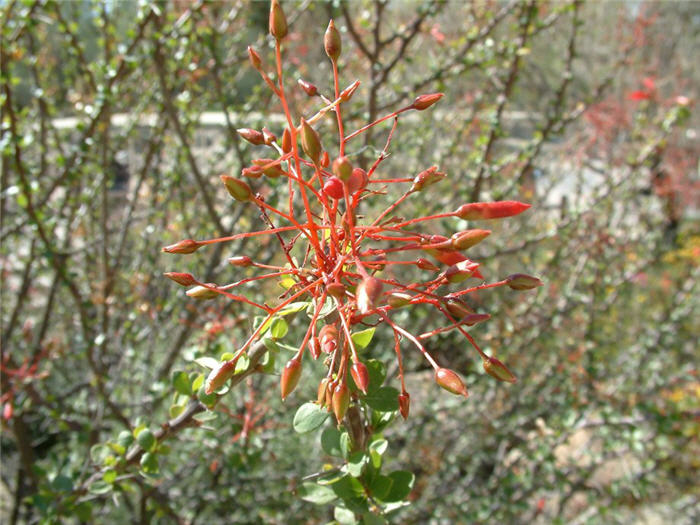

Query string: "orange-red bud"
[309, 336, 321, 359]
[387, 292, 412, 308]
[280, 357, 302, 400]
[247, 46, 262, 71]
[237, 128, 265, 145]
[445, 260, 480, 283]
[412, 92, 444, 110]
[252, 158, 285, 178]
[281, 128, 292, 153]
[324, 19, 341, 60]
[455, 201, 531, 220]
[356, 276, 383, 314]
[205, 360, 236, 394]
[262, 127, 277, 145]
[506, 273, 543, 290]
[410, 166, 445, 192]
[350, 362, 369, 394]
[317, 377, 330, 405]
[298, 78, 318, 96]
[323, 177, 345, 200]
[445, 299, 474, 318]
[416, 258, 440, 272]
[268, 0, 287, 40]
[398, 391, 410, 419]
[321, 151, 330, 168]
[228, 255, 253, 267]
[300, 118, 322, 164]
[164, 272, 196, 287]
[339, 80, 360, 102]
[347, 168, 368, 193]
[162, 239, 201, 254]
[319, 325, 339, 354]
[483, 356, 517, 383]
[220, 175, 253, 202]
[326, 282, 346, 299]
[435, 367, 468, 397]
[332, 156, 353, 181]
[332, 383, 350, 422]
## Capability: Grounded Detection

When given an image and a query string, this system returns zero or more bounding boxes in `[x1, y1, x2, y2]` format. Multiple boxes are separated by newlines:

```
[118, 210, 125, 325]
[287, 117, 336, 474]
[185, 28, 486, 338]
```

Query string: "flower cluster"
[163, 0, 541, 423]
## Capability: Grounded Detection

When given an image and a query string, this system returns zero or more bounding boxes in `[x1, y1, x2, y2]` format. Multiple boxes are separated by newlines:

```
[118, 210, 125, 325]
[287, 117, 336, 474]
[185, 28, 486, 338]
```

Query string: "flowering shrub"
[163, 1, 540, 518]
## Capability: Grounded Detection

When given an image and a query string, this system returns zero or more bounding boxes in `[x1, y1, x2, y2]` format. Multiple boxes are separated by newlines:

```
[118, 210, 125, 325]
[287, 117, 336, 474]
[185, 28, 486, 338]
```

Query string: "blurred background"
[1, 1, 698, 523]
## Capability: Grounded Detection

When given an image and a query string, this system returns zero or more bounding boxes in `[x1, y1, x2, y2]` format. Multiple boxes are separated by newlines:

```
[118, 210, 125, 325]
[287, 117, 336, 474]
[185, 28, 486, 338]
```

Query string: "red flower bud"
[298, 78, 318, 96]
[332, 156, 353, 181]
[300, 118, 322, 164]
[410, 166, 445, 192]
[416, 258, 440, 272]
[387, 292, 412, 308]
[269, 0, 288, 40]
[281, 128, 292, 153]
[347, 168, 368, 193]
[350, 361, 369, 394]
[324, 19, 342, 60]
[323, 177, 345, 200]
[451, 229, 491, 250]
[220, 175, 253, 202]
[321, 151, 330, 168]
[228, 255, 253, 267]
[455, 201, 531, 220]
[398, 391, 410, 419]
[247, 46, 262, 71]
[412, 93, 444, 110]
[262, 127, 277, 145]
[205, 360, 236, 394]
[483, 356, 517, 383]
[164, 272, 196, 287]
[241, 166, 264, 178]
[252, 158, 285, 178]
[309, 336, 321, 359]
[162, 239, 201, 254]
[237, 128, 266, 145]
[339, 80, 360, 102]
[356, 276, 383, 314]
[461, 313, 491, 326]
[326, 282, 346, 299]
[435, 367, 468, 397]
[319, 325, 339, 354]
[332, 383, 350, 422]
[445, 299, 474, 319]
[280, 356, 302, 400]
[317, 377, 330, 405]
[506, 273, 543, 290]
[445, 260, 480, 283]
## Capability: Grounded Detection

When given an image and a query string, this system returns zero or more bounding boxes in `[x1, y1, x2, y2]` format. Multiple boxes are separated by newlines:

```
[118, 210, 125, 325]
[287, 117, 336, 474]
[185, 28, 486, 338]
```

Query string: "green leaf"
[270, 317, 289, 339]
[193, 411, 218, 422]
[51, 474, 74, 492]
[234, 353, 250, 374]
[88, 480, 112, 495]
[340, 431, 351, 459]
[382, 471, 414, 502]
[172, 371, 192, 396]
[365, 360, 386, 393]
[297, 482, 337, 505]
[364, 387, 400, 412]
[191, 373, 204, 392]
[278, 301, 309, 316]
[346, 451, 367, 477]
[136, 428, 157, 452]
[116, 430, 134, 451]
[321, 426, 343, 457]
[169, 404, 185, 419]
[369, 439, 388, 468]
[102, 469, 117, 484]
[197, 385, 217, 408]
[293, 403, 329, 433]
[335, 506, 357, 525]
[194, 356, 219, 370]
[351, 328, 375, 350]
[90, 444, 110, 464]
[368, 474, 393, 501]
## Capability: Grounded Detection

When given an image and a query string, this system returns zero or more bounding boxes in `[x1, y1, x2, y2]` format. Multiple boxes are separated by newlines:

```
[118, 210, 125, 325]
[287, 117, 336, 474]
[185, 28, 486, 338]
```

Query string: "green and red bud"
[332, 156, 353, 181]
[252, 158, 285, 178]
[164, 272, 197, 287]
[350, 361, 369, 394]
[455, 201, 531, 220]
[298, 79, 318, 97]
[410, 166, 445, 192]
[326, 282, 346, 299]
[324, 19, 341, 61]
[483, 356, 517, 383]
[186, 284, 220, 300]
[237, 128, 266, 145]
[280, 356, 302, 400]
[451, 229, 491, 250]
[228, 255, 253, 267]
[281, 128, 292, 153]
[319, 325, 339, 354]
[300, 118, 322, 164]
[506, 273, 543, 290]
[317, 377, 330, 405]
[309, 336, 321, 360]
[356, 276, 383, 314]
[435, 367, 468, 397]
[268, 0, 288, 40]
[416, 258, 441, 272]
[262, 127, 277, 145]
[162, 239, 201, 254]
[445, 298, 475, 318]
[445, 260, 481, 283]
[205, 360, 236, 394]
[398, 391, 410, 419]
[332, 383, 350, 423]
[387, 292, 413, 308]
[339, 80, 360, 102]
[461, 313, 491, 326]
[412, 92, 444, 110]
[220, 175, 253, 202]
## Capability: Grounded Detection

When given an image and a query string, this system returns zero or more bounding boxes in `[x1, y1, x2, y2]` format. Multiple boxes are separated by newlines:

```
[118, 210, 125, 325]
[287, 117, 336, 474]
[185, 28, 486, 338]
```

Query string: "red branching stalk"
[163, 1, 541, 410]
